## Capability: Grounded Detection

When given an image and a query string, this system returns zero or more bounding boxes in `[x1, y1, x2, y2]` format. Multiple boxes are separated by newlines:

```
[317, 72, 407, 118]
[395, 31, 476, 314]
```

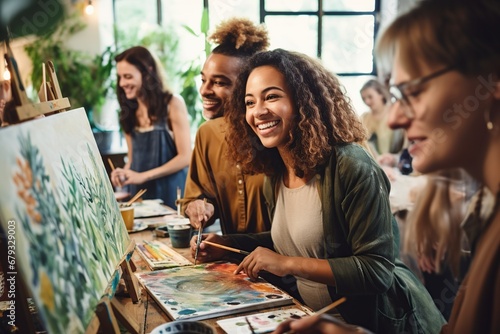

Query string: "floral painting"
[0, 108, 130, 333]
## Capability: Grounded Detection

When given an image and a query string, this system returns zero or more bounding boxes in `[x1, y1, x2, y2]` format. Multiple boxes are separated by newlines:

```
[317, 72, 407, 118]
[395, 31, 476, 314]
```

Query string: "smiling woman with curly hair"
[192, 49, 445, 333]
[225, 49, 366, 177]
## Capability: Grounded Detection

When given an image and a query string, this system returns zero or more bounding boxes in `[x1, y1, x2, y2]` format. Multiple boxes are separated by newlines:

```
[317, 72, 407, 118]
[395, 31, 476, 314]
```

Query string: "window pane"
[209, 0, 259, 25]
[322, 15, 374, 73]
[338, 75, 375, 115]
[163, 0, 202, 32]
[161, 0, 204, 67]
[323, 0, 375, 11]
[114, 0, 158, 33]
[265, 0, 318, 12]
[266, 16, 317, 57]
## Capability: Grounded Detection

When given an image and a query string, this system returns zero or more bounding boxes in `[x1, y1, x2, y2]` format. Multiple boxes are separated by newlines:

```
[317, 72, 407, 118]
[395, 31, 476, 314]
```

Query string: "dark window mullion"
[157, 0, 162, 26]
[323, 11, 376, 15]
[258, 0, 380, 76]
[318, 0, 322, 58]
[262, 11, 319, 15]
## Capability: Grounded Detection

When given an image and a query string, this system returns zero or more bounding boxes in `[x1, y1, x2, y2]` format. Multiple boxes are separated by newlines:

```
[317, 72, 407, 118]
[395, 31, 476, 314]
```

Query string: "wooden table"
[115, 227, 313, 334]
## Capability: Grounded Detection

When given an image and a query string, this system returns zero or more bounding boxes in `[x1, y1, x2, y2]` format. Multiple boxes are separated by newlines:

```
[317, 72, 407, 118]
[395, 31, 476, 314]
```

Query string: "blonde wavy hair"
[404, 169, 471, 277]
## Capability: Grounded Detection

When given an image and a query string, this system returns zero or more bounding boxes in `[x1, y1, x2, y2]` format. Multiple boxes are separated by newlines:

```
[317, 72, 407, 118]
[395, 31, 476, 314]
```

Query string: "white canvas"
[0, 108, 130, 333]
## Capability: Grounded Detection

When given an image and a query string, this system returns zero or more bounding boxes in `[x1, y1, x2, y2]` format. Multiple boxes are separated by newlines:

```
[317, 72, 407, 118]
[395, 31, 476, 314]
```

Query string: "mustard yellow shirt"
[180, 117, 271, 234]
[361, 108, 404, 155]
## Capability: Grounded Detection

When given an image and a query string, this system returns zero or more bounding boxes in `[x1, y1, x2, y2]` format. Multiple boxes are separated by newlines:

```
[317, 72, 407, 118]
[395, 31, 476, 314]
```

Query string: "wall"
[5, 0, 417, 127]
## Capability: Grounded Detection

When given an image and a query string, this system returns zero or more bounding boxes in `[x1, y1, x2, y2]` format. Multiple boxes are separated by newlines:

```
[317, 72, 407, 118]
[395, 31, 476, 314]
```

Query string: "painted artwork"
[135, 262, 294, 321]
[0, 108, 130, 333]
[217, 308, 310, 334]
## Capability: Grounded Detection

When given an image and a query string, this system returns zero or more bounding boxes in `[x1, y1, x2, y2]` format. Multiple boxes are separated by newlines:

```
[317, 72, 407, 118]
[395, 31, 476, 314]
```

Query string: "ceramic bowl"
[150, 321, 215, 334]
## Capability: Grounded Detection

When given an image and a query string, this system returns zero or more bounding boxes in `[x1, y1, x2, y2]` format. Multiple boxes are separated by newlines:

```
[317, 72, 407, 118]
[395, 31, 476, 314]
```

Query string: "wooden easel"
[4, 39, 70, 122]
[1, 45, 143, 334]
[90, 240, 142, 334]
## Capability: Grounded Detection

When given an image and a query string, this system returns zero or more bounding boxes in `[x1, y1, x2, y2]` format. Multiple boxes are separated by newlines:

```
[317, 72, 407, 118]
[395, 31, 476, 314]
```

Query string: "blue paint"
[178, 309, 197, 315]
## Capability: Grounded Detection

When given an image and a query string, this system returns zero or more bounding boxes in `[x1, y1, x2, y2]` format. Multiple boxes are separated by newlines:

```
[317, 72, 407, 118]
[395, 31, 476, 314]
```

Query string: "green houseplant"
[25, 13, 115, 128]
[115, 7, 211, 129]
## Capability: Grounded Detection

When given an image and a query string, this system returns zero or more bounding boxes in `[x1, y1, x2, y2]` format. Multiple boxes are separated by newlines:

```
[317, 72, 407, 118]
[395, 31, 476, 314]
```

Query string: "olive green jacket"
[229, 143, 445, 333]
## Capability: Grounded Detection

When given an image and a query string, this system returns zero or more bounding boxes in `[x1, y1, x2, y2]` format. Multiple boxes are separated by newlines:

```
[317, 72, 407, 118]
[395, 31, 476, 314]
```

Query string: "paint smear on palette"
[135, 262, 294, 321]
[217, 308, 310, 334]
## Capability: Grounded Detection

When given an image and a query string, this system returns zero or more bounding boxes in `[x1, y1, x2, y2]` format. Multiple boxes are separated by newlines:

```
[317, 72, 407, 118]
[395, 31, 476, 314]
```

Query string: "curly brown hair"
[225, 49, 366, 177]
[209, 17, 269, 57]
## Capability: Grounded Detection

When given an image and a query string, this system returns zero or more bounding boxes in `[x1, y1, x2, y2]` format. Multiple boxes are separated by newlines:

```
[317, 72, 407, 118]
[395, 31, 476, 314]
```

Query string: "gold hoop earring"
[484, 108, 494, 131]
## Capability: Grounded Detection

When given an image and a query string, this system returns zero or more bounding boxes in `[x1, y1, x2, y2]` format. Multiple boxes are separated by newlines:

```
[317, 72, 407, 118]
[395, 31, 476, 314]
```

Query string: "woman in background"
[360, 78, 404, 161]
[111, 46, 191, 208]
[360, 78, 409, 177]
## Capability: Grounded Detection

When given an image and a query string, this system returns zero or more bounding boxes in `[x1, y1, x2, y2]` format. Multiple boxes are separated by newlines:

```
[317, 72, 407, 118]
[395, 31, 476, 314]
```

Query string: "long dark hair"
[115, 46, 172, 133]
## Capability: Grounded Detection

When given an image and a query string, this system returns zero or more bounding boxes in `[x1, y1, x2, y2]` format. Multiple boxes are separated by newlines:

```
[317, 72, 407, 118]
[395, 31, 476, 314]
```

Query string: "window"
[261, 0, 381, 114]
[112, 0, 380, 115]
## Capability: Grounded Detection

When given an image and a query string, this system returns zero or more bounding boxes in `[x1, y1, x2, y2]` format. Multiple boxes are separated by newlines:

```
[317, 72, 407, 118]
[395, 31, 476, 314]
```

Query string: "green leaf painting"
[0, 108, 130, 333]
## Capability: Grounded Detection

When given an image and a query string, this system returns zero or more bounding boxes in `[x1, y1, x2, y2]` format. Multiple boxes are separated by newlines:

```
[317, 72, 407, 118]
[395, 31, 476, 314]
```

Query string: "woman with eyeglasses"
[273, 0, 500, 333]
[379, 1, 500, 332]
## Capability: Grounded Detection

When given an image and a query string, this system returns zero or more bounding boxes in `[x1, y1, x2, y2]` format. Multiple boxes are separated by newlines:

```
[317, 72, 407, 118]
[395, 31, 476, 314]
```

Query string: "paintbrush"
[202, 240, 250, 256]
[108, 158, 123, 189]
[107, 158, 116, 171]
[194, 198, 207, 265]
[315, 297, 347, 315]
[284, 297, 347, 334]
[245, 316, 257, 334]
[125, 188, 147, 206]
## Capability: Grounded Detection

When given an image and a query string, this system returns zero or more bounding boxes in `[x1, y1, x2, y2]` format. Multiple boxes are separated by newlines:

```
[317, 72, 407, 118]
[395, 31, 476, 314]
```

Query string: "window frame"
[259, 0, 381, 76]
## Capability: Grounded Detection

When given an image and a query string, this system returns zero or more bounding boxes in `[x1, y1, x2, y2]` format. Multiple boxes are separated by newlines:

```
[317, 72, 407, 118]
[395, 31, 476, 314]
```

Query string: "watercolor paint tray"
[128, 221, 148, 233]
[135, 262, 294, 321]
[136, 240, 192, 270]
[217, 307, 310, 334]
[133, 199, 176, 218]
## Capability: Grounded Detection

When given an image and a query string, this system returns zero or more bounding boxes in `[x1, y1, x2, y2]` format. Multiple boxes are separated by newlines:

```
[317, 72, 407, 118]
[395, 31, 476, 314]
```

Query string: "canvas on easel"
[0, 108, 132, 334]
[135, 262, 294, 321]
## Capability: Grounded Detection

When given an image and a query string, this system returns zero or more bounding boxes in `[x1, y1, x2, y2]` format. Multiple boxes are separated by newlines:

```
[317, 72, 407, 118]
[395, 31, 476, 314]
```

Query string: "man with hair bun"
[181, 18, 271, 235]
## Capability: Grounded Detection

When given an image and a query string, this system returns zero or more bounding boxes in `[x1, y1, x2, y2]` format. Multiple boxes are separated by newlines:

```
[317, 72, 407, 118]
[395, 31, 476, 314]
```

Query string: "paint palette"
[217, 308, 310, 334]
[133, 199, 176, 218]
[135, 262, 294, 321]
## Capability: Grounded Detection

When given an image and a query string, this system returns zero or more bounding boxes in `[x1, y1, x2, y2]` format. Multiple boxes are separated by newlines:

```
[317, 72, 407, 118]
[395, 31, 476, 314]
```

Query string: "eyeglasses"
[389, 66, 454, 118]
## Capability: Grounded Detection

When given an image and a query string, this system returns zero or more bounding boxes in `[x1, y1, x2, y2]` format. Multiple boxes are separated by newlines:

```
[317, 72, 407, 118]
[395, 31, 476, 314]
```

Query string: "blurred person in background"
[111, 46, 191, 208]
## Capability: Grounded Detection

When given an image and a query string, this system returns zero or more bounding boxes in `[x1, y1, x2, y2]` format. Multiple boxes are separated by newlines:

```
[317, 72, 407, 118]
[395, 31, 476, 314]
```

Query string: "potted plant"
[25, 12, 115, 129]
[115, 8, 210, 130]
